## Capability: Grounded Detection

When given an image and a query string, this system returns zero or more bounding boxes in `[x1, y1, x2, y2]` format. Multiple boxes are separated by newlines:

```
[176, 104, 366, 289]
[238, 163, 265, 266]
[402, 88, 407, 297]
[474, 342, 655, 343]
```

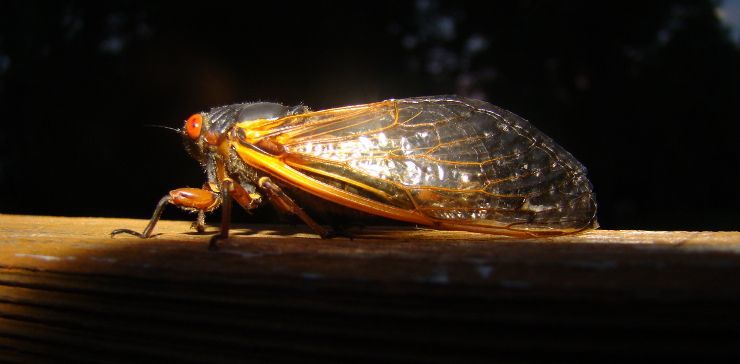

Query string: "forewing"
[271, 96, 596, 231]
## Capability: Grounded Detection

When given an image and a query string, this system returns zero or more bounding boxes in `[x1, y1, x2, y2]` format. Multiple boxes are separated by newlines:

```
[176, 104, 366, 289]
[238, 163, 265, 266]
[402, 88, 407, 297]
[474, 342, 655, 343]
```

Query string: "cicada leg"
[111, 187, 221, 239]
[189, 183, 213, 233]
[190, 210, 207, 233]
[208, 178, 262, 250]
[258, 176, 330, 238]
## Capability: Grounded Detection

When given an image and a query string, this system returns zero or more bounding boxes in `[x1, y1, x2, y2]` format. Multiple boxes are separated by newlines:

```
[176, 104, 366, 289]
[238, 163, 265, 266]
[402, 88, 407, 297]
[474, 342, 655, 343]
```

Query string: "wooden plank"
[1, 214, 739, 362]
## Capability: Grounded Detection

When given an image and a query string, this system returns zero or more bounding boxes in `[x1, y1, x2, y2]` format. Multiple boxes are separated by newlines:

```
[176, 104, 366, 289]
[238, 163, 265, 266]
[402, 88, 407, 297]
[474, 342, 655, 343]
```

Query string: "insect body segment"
[112, 96, 597, 248]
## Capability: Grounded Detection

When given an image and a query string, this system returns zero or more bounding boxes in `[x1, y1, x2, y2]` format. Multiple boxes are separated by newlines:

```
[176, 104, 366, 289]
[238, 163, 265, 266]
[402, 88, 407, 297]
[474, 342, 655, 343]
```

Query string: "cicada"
[112, 96, 597, 248]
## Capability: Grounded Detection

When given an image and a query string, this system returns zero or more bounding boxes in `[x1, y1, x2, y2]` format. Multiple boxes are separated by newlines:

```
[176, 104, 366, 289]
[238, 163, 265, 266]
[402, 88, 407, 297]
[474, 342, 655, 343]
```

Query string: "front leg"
[111, 188, 220, 239]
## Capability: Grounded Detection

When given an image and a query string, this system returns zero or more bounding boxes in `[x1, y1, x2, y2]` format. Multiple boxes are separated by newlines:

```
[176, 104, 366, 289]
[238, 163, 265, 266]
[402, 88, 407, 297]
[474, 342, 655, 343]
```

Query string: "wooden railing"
[1, 214, 739, 362]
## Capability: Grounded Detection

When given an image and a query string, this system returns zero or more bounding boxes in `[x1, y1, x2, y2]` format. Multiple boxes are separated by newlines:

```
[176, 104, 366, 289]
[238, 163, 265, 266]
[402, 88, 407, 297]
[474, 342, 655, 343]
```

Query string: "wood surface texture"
[1, 214, 739, 363]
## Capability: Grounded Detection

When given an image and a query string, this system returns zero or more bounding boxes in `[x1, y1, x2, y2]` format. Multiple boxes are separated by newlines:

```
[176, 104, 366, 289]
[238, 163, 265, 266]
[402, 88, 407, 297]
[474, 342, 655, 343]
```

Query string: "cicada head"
[182, 102, 293, 166]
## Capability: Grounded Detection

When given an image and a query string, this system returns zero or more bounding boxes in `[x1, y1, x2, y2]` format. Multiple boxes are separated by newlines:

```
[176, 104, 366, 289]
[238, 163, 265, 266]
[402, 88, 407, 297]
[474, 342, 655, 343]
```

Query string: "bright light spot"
[377, 132, 388, 147]
[358, 136, 374, 149]
[400, 136, 412, 154]
[403, 160, 422, 185]
[437, 165, 445, 180]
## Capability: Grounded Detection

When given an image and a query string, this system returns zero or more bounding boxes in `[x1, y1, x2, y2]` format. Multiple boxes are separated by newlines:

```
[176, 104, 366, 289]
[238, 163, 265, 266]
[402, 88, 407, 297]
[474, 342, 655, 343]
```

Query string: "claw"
[110, 228, 148, 238]
[190, 221, 206, 233]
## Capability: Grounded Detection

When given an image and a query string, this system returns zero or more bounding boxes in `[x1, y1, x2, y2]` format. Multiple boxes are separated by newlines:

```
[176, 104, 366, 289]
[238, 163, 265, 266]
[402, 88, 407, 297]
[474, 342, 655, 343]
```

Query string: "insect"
[112, 96, 597, 249]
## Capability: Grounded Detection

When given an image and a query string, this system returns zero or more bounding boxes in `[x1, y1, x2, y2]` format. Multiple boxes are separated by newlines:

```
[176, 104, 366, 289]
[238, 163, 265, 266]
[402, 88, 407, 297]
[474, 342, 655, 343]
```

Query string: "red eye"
[185, 114, 203, 140]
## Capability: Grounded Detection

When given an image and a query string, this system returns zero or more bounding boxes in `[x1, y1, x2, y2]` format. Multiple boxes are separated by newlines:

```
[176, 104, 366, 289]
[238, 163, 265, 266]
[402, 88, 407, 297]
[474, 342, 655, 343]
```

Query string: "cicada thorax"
[190, 102, 296, 182]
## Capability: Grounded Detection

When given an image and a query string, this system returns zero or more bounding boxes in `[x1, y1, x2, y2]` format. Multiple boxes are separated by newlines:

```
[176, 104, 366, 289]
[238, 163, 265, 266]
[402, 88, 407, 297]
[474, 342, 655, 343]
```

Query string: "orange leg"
[112, 177, 331, 248]
[111, 187, 220, 239]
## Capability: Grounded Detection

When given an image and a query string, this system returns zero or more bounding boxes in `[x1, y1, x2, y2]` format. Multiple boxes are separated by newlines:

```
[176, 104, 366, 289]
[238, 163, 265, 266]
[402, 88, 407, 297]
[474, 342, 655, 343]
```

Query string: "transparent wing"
[252, 96, 596, 232]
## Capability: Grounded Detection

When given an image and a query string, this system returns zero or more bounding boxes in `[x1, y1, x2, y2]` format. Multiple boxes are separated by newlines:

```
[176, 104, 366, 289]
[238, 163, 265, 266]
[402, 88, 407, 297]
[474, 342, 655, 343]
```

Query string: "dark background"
[1, 0, 738, 231]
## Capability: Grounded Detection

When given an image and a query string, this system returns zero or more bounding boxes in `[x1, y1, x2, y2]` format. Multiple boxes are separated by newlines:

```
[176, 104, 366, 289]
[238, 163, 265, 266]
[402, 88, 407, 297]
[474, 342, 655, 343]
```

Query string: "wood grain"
[1, 214, 739, 363]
